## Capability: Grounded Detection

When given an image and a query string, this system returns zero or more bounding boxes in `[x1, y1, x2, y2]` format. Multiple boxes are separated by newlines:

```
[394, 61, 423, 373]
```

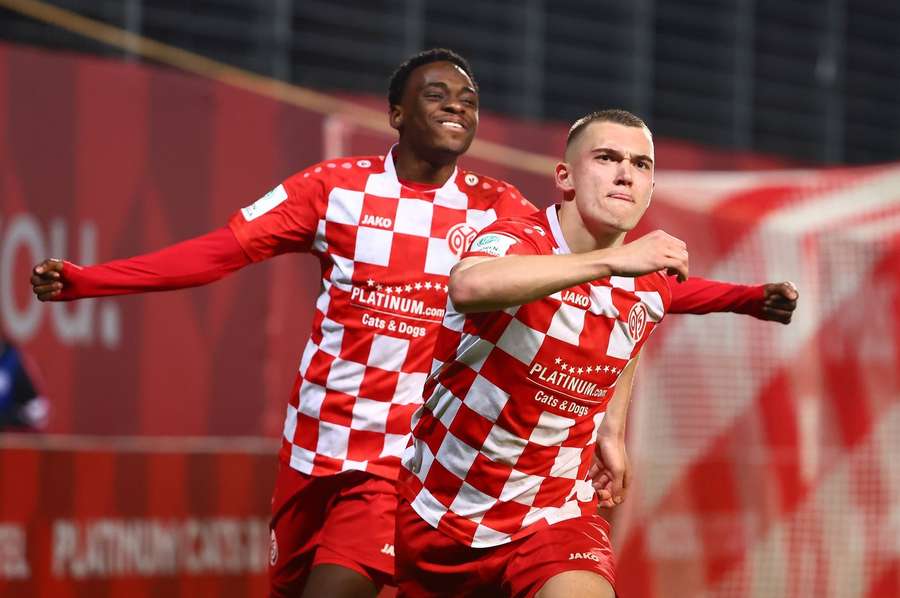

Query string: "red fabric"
[395, 498, 615, 598]
[0, 441, 273, 598]
[401, 205, 671, 548]
[268, 465, 397, 596]
[57, 227, 250, 300]
[228, 153, 536, 482]
[668, 276, 765, 316]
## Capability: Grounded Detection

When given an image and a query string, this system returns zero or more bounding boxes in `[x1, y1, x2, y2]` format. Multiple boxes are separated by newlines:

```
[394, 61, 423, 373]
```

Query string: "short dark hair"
[566, 109, 650, 148]
[388, 48, 478, 107]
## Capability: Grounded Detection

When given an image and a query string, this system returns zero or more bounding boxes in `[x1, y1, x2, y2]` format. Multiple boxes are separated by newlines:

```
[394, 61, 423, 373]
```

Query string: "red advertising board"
[0, 435, 275, 597]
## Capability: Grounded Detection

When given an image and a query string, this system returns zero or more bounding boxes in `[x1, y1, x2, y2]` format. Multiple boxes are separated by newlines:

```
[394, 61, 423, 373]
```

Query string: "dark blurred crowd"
[0, 335, 47, 432]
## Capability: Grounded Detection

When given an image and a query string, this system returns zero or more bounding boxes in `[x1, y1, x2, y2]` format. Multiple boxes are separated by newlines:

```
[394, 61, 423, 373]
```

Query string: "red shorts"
[268, 464, 398, 597]
[395, 498, 615, 598]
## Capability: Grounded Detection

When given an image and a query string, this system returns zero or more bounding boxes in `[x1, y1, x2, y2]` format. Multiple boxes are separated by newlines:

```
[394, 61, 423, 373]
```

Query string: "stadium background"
[1, 1, 899, 596]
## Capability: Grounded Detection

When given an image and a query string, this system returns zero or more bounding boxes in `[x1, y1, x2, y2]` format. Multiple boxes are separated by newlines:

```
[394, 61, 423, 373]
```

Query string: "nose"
[443, 98, 464, 114]
[614, 161, 633, 186]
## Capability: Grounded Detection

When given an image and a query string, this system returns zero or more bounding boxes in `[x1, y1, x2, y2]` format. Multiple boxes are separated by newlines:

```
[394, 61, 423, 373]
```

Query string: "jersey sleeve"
[492, 182, 539, 218]
[668, 276, 764, 315]
[227, 166, 328, 262]
[55, 227, 249, 301]
[462, 218, 544, 259]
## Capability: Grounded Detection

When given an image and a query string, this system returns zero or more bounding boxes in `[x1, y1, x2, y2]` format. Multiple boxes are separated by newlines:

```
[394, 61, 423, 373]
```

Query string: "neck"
[393, 141, 458, 186]
[557, 202, 626, 253]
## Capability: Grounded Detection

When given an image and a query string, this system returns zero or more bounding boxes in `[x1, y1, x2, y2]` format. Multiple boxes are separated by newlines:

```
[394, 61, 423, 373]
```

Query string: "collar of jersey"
[385, 144, 460, 195]
[546, 204, 571, 255]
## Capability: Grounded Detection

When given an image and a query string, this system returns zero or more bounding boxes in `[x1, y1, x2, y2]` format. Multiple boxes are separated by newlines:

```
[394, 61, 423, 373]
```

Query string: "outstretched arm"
[669, 276, 798, 324]
[449, 230, 689, 313]
[30, 227, 250, 302]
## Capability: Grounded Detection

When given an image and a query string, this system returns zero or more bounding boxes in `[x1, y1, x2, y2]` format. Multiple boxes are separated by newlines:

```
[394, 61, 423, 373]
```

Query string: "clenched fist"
[30, 259, 66, 301]
[600, 229, 689, 282]
[758, 281, 799, 324]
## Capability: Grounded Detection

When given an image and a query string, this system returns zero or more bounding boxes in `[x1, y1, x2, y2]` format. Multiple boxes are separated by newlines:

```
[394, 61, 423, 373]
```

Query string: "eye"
[596, 153, 613, 162]
[462, 99, 477, 108]
[425, 92, 444, 100]
[635, 160, 649, 169]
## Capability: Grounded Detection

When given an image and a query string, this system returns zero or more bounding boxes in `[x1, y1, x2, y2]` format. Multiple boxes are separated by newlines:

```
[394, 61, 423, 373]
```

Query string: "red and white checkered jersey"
[399, 205, 672, 547]
[228, 149, 535, 480]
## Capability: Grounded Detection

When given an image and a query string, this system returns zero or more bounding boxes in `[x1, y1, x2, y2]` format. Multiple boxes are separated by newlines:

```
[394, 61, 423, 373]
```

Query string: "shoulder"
[466, 211, 553, 257]
[454, 169, 538, 215]
[235, 155, 387, 225]
[635, 271, 673, 310]
[283, 154, 387, 193]
[476, 209, 545, 236]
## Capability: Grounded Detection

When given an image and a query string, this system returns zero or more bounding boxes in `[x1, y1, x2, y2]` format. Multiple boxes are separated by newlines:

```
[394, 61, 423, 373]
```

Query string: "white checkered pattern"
[228, 149, 536, 479]
[400, 205, 672, 547]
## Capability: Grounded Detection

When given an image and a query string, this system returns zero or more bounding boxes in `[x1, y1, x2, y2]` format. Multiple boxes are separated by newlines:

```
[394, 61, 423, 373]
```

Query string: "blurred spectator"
[0, 336, 48, 431]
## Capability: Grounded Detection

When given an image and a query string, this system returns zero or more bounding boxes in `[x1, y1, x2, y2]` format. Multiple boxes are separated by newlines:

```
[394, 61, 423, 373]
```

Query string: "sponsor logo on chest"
[361, 213, 393, 229]
[561, 290, 590, 309]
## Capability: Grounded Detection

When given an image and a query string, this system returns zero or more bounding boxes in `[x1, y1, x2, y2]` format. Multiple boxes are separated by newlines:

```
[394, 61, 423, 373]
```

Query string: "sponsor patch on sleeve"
[468, 232, 519, 257]
[241, 184, 288, 221]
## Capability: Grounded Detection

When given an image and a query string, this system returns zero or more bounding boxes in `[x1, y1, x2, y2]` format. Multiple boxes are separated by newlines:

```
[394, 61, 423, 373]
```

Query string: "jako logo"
[627, 302, 648, 341]
[362, 214, 393, 229]
[561, 290, 590, 309]
[569, 552, 601, 561]
[380, 543, 395, 557]
[446, 223, 478, 257]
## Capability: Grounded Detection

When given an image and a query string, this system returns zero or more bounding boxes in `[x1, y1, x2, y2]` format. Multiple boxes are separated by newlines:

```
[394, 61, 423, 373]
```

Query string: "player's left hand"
[757, 281, 799, 324]
[589, 434, 629, 508]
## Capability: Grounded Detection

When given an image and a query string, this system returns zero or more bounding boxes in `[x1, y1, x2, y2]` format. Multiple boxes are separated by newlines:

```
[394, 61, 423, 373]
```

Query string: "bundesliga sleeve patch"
[468, 232, 519, 257]
[240, 184, 288, 221]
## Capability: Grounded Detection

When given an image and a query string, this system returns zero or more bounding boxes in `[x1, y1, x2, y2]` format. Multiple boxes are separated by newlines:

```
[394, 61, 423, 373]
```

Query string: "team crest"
[627, 303, 648, 341]
[447, 223, 479, 257]
[269, 529, 278, 566]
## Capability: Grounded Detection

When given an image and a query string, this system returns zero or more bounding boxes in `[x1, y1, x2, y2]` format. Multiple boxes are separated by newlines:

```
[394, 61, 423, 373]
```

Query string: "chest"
[318, 188, 498, 277]
[514, 280, 664, 365]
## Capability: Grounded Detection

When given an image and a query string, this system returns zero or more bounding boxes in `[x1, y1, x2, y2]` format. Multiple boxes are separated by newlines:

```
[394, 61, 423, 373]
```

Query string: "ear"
[389, 104, 403, 132]
[555, 162, 575, 201]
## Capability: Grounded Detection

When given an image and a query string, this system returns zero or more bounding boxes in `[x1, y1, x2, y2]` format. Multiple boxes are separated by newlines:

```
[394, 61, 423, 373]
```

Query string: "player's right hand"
[601, 229, 689, 282]
[30, 259, 66, 301]
[590, 434, 630, 508]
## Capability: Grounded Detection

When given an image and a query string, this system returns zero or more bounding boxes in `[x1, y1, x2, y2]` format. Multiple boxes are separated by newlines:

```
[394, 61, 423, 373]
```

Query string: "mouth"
[607, 192, 634, 203]
[437, 119, 467, 132]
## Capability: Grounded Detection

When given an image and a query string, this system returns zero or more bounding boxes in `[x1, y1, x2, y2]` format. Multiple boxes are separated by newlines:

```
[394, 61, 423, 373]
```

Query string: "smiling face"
[556, 120, 655, 239]
[389, 60, 479, 161]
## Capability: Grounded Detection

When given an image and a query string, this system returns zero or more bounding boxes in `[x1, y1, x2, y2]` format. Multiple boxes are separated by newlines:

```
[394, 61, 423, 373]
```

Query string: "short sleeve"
[462, 218, 544, 259]
[227, 167, 327, 262]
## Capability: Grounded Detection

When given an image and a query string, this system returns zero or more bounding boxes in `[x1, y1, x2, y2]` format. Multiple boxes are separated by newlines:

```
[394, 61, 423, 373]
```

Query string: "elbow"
[448, 270, 481, 313]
